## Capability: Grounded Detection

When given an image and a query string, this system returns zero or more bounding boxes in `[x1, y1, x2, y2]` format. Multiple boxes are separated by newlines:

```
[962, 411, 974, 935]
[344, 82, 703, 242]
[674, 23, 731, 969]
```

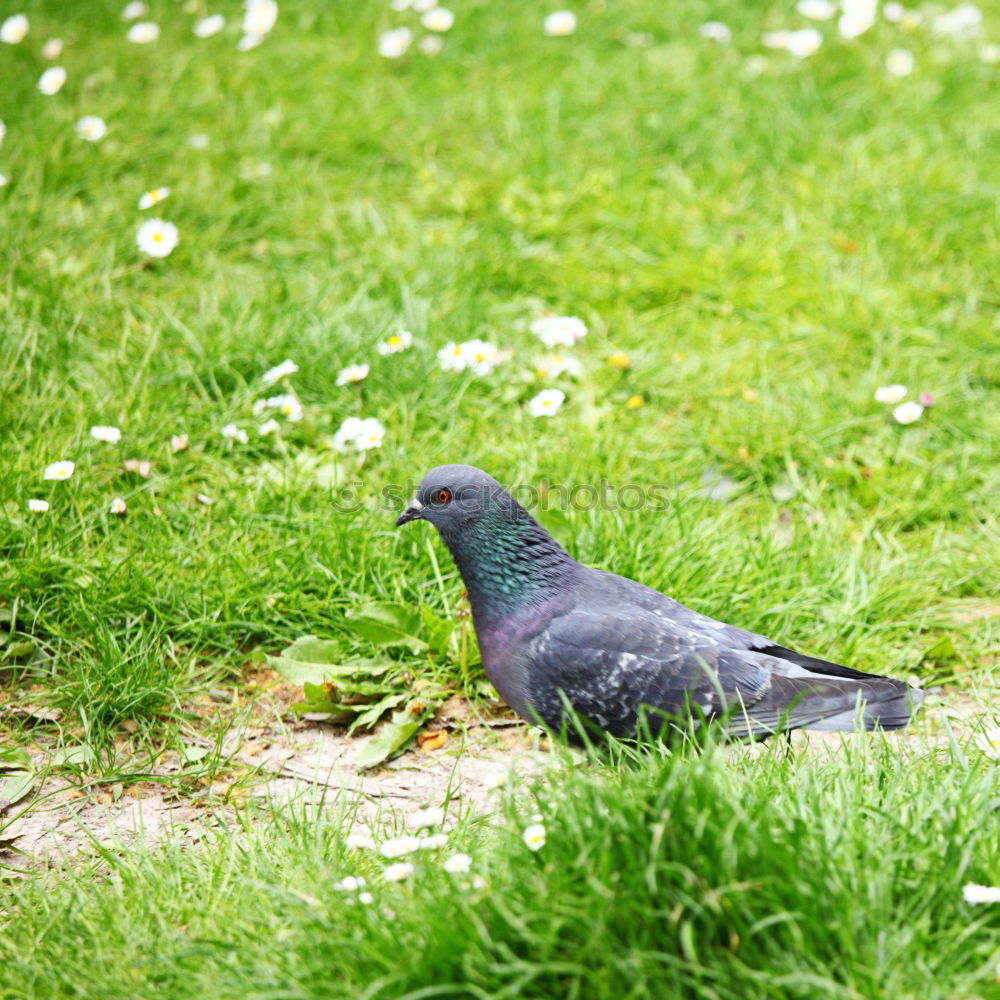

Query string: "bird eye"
[433, 488, 452, 505]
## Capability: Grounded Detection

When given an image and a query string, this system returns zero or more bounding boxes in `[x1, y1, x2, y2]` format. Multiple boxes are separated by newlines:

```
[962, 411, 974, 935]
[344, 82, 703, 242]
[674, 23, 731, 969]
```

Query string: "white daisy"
[333, 875, 367, 892]
[442, 853, 472, 874]
[482, 770, 509, 790]
[261, 358, 298, 384]
[536, 354, 583, 379]
[762, 30, 791, 49]
[243, 0, 278, 38]
[0, 174, 8, 187]
[41, 37, 62, 59]
[28, 499, 50, 513]
[138, 187, 170, 210]
[1, 13, 28, 44]
[189, 133, 209, 149]
[109, 497, 127, 516]
[974, 728, 1000, 760]
[136, 218, 179, 258]
[127, 21, 160, 43]
[76, 116, 107, 142]
[38, 67, 67, 95]
[353, 417, 385, 451]
[121, 1, 147, 20]
[382, 862, 414, 882]
[886, 48, 915, 76]
[358, 891, 374, 904]
[336, 363, 369, 387]
[380, 835, 421, 859]
[460, 339, 501, 376]
[543, 10, 577, 36]
[377, 330, 413, 355]
[522, 823, 546, 851]
[417, 35, 443, 55]
[796, 0, 836, 18]
[379, 26, 412, 58]
[43, 460, 75, 481]
[194, 14, 225, 37]
[170, 434, 188, 452]
[237, 33, 262, 50]
[344, 832, 375, 850]
[531, 314, 587, 348]
[408, 807, 445, 830]
[437, 341, 467, 373]
[412, 0, 437, 11]
[980, 43, 1000, 64]
[418, 833, 448, 850]
[698, 21, 731, 43]
[528, 388, 565, 418]
[90, 425, 122, 443]
[258, 418, 281, 435]
[786, 27, 822, 56]
[962, 883, 1000, 904]
[221, 423, 248, 444]
[332, 416, 365, 452]
[266, 394, 303, 422]
[932, 3, 982, 38]
[391, 0, 413, 9]
[893, 401, 923, 425]
[883, 2, 905, 21]
[0, 120, 5, 145]
[874, 384, 907, 404]
[421, 7, 454, 31]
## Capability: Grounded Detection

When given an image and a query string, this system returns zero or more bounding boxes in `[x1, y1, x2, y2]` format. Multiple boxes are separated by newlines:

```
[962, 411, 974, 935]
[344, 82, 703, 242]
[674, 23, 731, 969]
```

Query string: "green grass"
[2, 735, 999, 999]
[1, 0, 999, 994]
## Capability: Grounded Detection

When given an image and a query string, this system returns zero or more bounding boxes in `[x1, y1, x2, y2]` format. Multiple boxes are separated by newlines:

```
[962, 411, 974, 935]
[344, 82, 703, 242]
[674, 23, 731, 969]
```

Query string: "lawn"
[1, 0, 999, 996]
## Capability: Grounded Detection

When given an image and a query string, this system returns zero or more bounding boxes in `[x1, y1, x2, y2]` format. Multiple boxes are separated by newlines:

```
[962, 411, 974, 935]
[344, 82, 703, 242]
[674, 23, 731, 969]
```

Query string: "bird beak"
[395, 497, 425, 527]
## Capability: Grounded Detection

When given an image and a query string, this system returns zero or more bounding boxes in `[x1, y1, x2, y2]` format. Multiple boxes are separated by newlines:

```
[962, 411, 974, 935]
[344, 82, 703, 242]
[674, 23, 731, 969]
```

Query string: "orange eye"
[434, 488, 452, 505]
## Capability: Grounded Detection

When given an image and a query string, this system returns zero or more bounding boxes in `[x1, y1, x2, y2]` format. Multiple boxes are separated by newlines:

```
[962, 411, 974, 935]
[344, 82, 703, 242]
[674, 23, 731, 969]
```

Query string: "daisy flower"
[0, 174, 9, 187]
[874, 384, 907, 404]
[437, 341, 467, 373]
[377, 330, 413, 355]
[418, 833, 448, 850]
[258, 418, 281, 435]
[332, 416, 364, 452]
[353, 417, 385, 451]
[138, 187, 170, 210]
[530, 314, 586, 348]
[528, 388, 565, 417]
[109, 497, 127, 516]
[443, 854, 472, 874]
[38, 67, 66, 95]
[127, 21, 160, 43]
[242, 0, 278, 38]
[460, 339, 501, 375]
[257, 393, 303, 422]
[261, 358, 298, 384]
[76, 116, 107, 142]
[358, 891, 374, 904]
[893, 401, 923, 424]
[698, 21, 731, 43]
[417, 35, 443, 55]
[189, 133, 209, 149]
[974, 728, 1000, 760]
[41, 37, 63, 58]
[380, 835, 421, 859]
[963, 883, 1000, 904]
[543, 10, 576, 36]
[981, 43, 1000, 64]
[522, 823, 546, 851]
[136, 219, 179, 258]
[408, 807, 445, 830]
[379, 26, 412, 58]
[536, 354, 583, 379]
[412, 0, 436, 11]
[194, 14, 225, 37]
[333, 875, 367, 892]
[886, 48, 915, 76]
[482, 770, 509, 790]
[796, 0, 836, 18]
[382, 862, 414, 882]
[121, 1, 147, 20]
[787, 27, 823, 56]
[28, 499, 50, 513]
[345, 832, 375, 851]
[336, 363, 369, 387]
[221, 423, 248, 444]
[90, 425, 122, 443]
[421, 7, 454, 31]
[883, 2, 905, 21]
[43, 460, 75, 481]
[170, 434, 188, 453]
[0, 121, 5, 145]
[1, 13, 28, 44]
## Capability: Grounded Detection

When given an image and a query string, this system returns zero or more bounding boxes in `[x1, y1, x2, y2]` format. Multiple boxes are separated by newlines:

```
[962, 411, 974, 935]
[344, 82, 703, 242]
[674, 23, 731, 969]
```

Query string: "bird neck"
[438, 502, 576, 626]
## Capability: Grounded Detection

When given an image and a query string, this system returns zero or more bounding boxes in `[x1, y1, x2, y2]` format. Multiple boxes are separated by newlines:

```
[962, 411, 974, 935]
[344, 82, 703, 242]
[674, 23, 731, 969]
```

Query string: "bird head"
[395, 464, 509, 533]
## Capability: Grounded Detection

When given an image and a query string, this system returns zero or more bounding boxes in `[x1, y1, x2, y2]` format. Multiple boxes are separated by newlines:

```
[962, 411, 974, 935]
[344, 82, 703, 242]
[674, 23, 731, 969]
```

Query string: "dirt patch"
[2, 688, 996, 871]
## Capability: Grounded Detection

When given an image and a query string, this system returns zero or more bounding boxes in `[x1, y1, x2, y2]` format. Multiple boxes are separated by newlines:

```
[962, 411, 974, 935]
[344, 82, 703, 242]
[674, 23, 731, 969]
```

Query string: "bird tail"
[804, 685, 926, 732]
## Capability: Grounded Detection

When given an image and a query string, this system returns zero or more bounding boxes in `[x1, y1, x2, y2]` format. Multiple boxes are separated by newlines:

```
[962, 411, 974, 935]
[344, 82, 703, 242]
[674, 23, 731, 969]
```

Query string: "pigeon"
[396, 464, 924, 741]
